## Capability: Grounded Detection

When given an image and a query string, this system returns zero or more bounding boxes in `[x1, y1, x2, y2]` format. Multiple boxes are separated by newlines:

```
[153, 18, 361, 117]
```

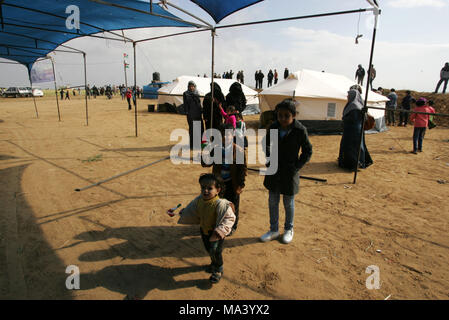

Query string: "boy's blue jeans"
[268, 191, 295, 232]
[413, 127, 426, 151]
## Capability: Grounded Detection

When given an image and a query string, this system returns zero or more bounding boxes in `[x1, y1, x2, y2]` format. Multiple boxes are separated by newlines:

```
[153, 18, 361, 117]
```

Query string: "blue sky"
[1, 0, 449, 92]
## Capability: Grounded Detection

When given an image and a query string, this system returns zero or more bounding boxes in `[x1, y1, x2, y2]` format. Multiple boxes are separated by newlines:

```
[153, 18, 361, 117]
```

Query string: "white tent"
[259, 69, 389, 132]
[158, 75, 259, 107]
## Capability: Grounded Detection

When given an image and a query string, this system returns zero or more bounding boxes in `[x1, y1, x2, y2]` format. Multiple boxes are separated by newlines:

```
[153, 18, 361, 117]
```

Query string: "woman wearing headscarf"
[338, 88, 373, 170]
[226, 82, 247, 114]
[183, 80, 204, 150]
[203, 82, 225, 130]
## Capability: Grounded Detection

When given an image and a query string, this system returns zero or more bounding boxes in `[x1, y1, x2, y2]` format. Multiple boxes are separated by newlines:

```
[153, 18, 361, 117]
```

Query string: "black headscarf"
[226, 82, 247, 113]
[203, 82, 225, 129]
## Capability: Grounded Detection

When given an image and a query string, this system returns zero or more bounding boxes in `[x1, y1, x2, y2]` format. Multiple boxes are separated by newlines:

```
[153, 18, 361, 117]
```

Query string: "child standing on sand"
[260, 99, 313, 244]
[170, 174, 236, 284]
[410, 97, 435, 154]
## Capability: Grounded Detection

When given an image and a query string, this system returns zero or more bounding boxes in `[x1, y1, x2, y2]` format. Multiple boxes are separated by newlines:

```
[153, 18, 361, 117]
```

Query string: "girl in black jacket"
[260, 99, 312, 244]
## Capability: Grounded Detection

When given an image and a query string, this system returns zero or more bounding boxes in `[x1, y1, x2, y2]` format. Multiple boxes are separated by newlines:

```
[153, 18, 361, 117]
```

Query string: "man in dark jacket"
[258, 70, 264, 89]
[260, 99, 312, 244]
[183, 80, 204, 150]
[355, 64, 365, 86]
[267, 69, 274, 87]
[255, 71, 259, 89]
[399, 90, 413, 127]
[284, 67, 289, 79]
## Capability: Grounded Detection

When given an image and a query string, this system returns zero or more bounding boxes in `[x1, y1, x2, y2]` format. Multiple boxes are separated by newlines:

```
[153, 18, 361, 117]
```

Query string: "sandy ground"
[0, 94, 448, 300]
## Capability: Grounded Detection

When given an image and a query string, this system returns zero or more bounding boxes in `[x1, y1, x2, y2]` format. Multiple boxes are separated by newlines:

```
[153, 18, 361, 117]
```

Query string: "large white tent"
[158, 75, 259, 107]
[259, 69, 389, 133]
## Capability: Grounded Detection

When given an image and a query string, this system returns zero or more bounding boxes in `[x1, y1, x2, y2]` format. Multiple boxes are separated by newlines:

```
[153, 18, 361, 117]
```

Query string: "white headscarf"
[342, 89, 364, 118]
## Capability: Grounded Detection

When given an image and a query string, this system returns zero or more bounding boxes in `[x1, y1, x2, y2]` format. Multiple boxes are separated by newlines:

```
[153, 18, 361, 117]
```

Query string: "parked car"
[3, 87, 32, 97]
[32, 88, 44, 97]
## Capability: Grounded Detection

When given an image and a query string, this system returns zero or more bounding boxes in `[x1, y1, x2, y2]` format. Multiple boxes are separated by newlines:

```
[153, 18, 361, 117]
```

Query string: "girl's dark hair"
[198, 173, 225, 197]
[226, 105, 236, 113]
[275, 98, 296, 116]
[428, 100, 434, 106]
[416, 100, 426, 106]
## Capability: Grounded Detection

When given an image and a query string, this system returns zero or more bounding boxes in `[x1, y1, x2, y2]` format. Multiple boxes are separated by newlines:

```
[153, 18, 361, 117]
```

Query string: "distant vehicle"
[3, 87, 32, 98]
[32, 88, 44, 97]
[143, 81, 170, 99]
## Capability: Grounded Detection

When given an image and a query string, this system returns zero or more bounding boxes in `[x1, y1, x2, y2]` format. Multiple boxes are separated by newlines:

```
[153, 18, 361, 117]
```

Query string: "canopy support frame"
[353, 5, 380, 184]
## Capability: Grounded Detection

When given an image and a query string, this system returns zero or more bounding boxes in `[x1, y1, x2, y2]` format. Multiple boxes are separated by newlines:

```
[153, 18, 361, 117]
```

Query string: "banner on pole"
[30, 61, 55, 83]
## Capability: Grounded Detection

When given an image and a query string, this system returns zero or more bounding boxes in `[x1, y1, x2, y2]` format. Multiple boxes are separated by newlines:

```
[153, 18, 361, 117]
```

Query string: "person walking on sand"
[434, 62, 449, 94]
[65, 90, 70, 100]
[260, 99, 313, 244]
[171, 173, 236, 284]
[410, 98, 435, 154]
[60, 88, 64, 100]
[274, 69, 279, 85]
[126, 88, 132, 110]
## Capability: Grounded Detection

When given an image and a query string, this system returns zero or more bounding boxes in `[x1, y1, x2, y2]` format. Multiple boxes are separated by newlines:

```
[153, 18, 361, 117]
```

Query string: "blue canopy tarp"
[190, 0, 264, 23]
[0, 0, 196, 67]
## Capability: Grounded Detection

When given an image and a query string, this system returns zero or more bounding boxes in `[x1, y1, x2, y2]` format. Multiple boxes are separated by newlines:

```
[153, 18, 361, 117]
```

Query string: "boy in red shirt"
[410, 97, 435, 154]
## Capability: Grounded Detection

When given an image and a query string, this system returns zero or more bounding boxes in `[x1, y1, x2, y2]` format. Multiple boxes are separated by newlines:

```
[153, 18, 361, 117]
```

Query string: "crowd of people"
[199, 67, 290, 90]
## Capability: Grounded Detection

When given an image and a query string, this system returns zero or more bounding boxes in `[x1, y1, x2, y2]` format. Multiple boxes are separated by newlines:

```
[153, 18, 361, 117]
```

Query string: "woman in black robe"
[203, 82, 225, 130]
[183, 80, 204, 150]
[338, 89, 373, 169]
[226, 82, 247, 114]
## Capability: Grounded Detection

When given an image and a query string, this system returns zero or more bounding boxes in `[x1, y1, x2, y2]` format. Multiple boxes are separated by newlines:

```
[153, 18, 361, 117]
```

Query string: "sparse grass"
[81, 154, 103, 163]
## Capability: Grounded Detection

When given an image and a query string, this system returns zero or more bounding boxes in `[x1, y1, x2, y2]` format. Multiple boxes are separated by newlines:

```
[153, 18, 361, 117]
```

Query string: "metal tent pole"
[49, 56, 61, 121]
[353, 6, 380, 184]
[133, 41, 138, 137]
[124, 59, 128, 88]
[27, 65, 39, 119]
[210, 28, 215, 130]
[83, 52, 88, 126]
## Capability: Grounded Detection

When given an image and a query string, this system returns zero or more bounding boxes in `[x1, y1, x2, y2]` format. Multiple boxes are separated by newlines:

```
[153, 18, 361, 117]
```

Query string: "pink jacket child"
[410, 100, 435, 128]
[409, 97, 435, 153]
[219, 104, 237, 128]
